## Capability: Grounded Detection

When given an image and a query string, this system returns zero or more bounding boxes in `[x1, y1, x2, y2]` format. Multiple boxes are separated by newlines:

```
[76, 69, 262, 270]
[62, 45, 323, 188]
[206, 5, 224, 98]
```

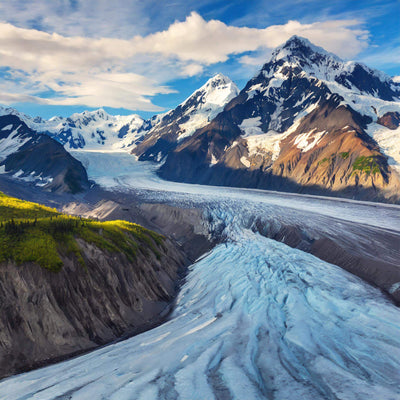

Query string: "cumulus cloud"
[137, 13, 368, 62]
[0, 11, 369, 110]
[393, 76, 400, 83]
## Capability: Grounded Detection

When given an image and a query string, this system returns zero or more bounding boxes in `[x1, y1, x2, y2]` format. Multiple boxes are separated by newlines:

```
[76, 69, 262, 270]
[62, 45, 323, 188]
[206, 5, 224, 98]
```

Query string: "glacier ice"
[1, 152, 400, 399]
[1, 202, 400, 399]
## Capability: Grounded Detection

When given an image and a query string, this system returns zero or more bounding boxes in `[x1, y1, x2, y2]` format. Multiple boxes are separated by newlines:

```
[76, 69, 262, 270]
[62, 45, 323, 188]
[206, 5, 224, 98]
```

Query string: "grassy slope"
[0, 192, 164, 271]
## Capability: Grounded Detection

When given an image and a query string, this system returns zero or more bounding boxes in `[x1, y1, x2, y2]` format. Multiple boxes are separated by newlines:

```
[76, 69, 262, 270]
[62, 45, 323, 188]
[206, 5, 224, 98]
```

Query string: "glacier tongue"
[1, 203, 400, 399]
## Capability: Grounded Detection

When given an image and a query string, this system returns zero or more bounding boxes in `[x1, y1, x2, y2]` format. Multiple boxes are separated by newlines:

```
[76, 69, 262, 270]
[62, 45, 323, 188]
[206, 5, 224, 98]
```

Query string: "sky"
[0, 0, 399, 119]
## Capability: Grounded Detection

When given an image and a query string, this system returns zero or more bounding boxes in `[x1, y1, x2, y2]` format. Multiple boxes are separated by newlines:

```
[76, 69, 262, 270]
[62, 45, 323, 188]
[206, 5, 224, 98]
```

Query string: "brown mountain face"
[377, 111, 400, 130]
[161, 98, 400, 202]
[269, 99, 400, 201]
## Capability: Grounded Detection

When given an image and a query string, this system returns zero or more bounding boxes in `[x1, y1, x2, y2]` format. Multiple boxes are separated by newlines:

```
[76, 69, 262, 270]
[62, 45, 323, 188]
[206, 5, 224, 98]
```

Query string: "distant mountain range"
[0, 73, 238, 155]
[0, 107, 147, 152]
[0, 36, 400, 201]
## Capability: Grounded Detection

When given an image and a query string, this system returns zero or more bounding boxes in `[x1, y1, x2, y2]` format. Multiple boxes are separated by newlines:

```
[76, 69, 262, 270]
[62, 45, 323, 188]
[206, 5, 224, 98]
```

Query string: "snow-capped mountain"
[0, 115, 88, 192]
[133, 73, 239, 162]
[0, 106, 148, 152]
[159, 36, 400, 203]
[0, 74, 238, 156]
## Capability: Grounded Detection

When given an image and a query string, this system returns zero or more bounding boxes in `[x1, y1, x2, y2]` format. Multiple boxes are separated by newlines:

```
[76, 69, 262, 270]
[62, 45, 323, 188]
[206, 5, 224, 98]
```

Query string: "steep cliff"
[0, 193, 187, 378]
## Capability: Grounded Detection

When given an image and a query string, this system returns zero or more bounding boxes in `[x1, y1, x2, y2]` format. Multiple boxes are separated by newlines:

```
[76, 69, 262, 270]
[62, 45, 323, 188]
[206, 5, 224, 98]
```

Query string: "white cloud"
[393, 76, 400, 83]
[0, 0, 150, 38]
[135, 13, 368, 62]
[180, 64, 205, 77]
[0, 92, 50, 104]
[0, 12, 369, 110]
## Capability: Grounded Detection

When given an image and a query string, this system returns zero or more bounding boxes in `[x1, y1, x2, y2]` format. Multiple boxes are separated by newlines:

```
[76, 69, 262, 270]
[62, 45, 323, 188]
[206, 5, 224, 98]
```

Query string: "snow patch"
[246, 83, 264, 100]
[239, 117, 264, 137]
[11, 169, 54, 186]
[245, 131, 283, 161]
[366, 123, 400, 174]
[389, 282, 400, 294]
[240, 156, 250, 168]
[210, 153, 218, 166]
[12, 169, 24, 177]
[294, 129, 327, 152]
[0, 129, 30, 161]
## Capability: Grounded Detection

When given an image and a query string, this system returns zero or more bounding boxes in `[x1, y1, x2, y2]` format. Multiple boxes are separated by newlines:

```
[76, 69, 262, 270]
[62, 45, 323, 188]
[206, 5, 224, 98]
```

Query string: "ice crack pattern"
[1, 205, 400, 399]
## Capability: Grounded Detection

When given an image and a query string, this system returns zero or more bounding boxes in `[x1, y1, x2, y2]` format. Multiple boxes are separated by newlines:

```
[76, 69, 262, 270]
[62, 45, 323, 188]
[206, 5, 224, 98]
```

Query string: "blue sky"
[0, 0, 398, 119]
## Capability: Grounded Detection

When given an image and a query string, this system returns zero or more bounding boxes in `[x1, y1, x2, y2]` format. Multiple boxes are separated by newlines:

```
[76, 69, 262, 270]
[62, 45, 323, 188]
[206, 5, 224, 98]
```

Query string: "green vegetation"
[319, 151, 351, 166]
[318, 157, 330, 165]
[0, 192, 164, 272]
[0, 192, 58, 220]
[352, 156, 381, 175]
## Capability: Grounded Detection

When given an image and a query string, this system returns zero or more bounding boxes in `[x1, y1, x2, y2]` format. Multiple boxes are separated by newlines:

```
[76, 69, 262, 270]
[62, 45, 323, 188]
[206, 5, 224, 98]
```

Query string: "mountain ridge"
[158, 36, 400, 203]
[1, 37, 400, 202]
[132, 73, 239, 162]
[0, 115, 89, 193]
[0, 106, 147, 152]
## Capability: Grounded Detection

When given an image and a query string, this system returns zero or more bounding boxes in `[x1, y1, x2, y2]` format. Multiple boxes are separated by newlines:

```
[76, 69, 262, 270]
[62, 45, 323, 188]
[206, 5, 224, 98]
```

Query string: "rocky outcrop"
[0, 234, 187, 379]
[377, 111, 400, 129]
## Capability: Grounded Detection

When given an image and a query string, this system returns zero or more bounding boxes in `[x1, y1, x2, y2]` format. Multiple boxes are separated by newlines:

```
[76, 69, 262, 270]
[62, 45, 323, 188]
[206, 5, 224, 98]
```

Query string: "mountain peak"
[271, 35, 341, 64]
[180, 73, 239, 109]
[78, 108, 109, 119]
[206, 73, 232, 84]
[199, 73, 236, 94]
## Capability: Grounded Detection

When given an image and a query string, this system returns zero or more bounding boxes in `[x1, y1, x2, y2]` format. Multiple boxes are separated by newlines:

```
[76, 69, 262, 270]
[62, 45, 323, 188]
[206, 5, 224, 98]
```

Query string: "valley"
[0, 34, 399, 399]
[0, 153, 399, 399]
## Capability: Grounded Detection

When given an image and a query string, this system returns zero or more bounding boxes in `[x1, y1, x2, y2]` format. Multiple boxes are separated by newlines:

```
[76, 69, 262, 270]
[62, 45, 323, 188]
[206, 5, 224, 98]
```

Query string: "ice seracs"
[1, 193, 400, 400]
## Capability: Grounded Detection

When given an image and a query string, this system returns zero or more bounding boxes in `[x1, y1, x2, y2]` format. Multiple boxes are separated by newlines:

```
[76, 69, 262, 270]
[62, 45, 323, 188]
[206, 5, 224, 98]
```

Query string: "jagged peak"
[72, 108, 110, 120]
[262, 36, 398, 88]
[195, 73, 238, 96]
[270, 35, 342, 64]
[205, 72, 233, 85]
[179, 73, 239, 109]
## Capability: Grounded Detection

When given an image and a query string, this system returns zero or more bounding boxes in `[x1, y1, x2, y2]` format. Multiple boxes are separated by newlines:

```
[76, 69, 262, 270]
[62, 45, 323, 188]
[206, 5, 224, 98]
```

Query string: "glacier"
[1, 152, 400, 399]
